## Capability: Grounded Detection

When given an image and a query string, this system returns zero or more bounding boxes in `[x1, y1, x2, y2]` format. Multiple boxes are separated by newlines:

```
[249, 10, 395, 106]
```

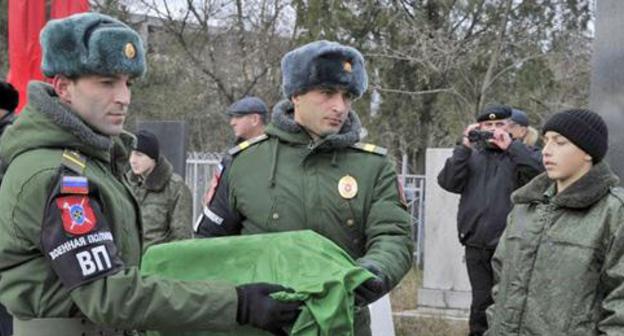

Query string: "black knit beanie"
[542, 109, 608, 162]
[135, 130, 159, 160]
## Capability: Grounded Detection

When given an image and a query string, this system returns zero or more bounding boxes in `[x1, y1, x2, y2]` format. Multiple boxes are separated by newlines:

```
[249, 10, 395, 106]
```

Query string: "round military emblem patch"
[124, 43, 136, 59]
[489, 113, 496, 120]
[338, 175, 358, 199]
[56, 196, 97, 235]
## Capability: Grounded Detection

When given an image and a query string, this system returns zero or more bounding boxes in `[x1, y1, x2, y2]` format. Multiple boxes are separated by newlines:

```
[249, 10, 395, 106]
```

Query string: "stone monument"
[590, 0, 624, 180]
[416, 148, 470, 317]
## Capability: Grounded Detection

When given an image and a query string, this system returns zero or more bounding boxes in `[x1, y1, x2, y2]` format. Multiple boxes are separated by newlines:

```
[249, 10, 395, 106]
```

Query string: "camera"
[467, 130, 494, 143]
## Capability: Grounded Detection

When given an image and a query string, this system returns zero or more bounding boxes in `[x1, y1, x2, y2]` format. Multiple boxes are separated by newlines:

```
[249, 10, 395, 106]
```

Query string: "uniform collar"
[512, 161, 619, 208]
[267, 99, 361, 150]
[128, 156, 173, 192]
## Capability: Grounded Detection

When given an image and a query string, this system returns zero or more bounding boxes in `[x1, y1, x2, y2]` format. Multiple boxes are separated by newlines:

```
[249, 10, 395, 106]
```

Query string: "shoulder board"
[227, 134, 269, 156]
[350, 142, 388, 156]
[61, 149, 87, 175]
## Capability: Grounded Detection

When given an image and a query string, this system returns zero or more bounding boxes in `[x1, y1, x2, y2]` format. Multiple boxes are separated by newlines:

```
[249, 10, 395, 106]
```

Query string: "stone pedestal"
[417, 148, 471, 314]
[590, 1, 624, 180]
[370, 295, 395, 336]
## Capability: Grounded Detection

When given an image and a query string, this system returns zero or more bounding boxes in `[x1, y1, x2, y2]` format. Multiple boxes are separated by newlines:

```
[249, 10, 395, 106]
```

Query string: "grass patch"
[390, 266, 420, 311]
[394, 315, 467, 336]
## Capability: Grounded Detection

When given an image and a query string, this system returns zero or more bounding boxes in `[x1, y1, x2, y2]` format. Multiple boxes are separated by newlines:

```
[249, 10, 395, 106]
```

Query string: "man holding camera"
[437, 105, 543, 336]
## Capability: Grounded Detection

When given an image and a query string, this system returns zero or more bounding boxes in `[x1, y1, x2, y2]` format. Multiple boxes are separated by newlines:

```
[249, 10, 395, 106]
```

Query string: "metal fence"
[185, 153, 426, 266]
[185, 152, 222, 221]
[399, 174, 426, 267]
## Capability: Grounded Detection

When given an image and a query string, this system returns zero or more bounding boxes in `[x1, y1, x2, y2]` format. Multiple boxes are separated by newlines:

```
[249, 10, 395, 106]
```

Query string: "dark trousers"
[0, 303, 11, 336]
[465, 246, 495, 336]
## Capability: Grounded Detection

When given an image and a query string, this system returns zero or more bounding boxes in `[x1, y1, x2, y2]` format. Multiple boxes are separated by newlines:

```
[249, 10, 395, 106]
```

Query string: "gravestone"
[417, 148, 471, 315]
[590, 0, 624, 180]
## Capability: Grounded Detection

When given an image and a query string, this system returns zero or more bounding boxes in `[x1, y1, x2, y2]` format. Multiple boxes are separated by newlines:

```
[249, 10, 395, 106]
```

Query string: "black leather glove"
[354, 263, 388, 307]
[235, 283, 302, 336]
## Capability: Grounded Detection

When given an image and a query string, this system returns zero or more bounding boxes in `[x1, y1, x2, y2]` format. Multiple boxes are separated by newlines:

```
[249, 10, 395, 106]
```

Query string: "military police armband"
[41, 164, 124, 291]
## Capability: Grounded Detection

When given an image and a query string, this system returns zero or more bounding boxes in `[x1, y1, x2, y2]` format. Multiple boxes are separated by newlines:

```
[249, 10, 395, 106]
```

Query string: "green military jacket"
[0, 82, 237, 331]
[224, 100, 413, 335]
[486, 161, 624, 336]
[127, 155, 193, 253]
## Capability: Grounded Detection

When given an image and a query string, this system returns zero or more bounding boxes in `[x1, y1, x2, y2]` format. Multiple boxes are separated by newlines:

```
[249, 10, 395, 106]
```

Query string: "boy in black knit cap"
[486, 109, 624, 335]
[127, 129, 193, 253]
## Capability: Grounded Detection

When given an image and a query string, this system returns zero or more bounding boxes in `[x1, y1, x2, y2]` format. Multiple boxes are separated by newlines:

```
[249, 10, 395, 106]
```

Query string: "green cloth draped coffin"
[141, 230, 375, 336]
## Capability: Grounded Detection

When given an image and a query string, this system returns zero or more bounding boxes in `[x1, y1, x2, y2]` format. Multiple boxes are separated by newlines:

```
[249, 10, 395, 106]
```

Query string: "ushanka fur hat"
[40, 13, 146, 78]
[281, 40, 368, 99]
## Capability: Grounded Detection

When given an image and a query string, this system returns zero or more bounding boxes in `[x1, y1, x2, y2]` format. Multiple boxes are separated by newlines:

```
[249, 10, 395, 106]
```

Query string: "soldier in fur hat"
[196, 40, 413, 336]
[0, 12, 300, 336]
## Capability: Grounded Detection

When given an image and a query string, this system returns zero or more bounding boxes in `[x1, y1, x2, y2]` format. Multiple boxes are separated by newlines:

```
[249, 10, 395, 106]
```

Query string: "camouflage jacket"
[486, 161, 624, 336]
[127, 156, 193, 253]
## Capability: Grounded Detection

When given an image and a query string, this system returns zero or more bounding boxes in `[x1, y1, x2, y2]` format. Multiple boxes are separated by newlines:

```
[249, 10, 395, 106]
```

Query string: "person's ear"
[53, 75, 73, 103]
[291, 95, 300, 108]
[252, 114, 261, 126]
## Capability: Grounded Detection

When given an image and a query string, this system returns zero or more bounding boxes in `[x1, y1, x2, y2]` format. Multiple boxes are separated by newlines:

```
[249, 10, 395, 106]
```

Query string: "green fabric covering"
[141, 230, 375, 336]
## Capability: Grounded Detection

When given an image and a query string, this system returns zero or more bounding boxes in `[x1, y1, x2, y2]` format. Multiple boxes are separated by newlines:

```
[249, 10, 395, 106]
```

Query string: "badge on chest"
[338, 175, 358, 199]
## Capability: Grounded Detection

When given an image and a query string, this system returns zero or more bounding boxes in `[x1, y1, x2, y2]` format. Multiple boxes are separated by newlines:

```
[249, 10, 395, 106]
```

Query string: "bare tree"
[90, 0, 294, 151]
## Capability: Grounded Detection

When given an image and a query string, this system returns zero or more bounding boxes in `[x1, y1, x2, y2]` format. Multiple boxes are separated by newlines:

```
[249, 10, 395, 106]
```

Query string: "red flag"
[50, 0, 90, 19]
[6, 0, 47, 114]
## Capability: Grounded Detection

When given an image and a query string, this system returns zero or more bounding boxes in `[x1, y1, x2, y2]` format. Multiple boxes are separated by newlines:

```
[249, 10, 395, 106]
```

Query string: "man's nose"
[330, 94, 349, 113]
[115, 84, 131, 106]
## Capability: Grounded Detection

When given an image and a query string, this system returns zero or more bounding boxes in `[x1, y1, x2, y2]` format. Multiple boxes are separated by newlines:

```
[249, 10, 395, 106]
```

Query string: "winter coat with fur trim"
[0, 82, 238, 331]
[127, 155, 193, 253]
[218, 100, 413, 336]
[485, 161, 624, 336]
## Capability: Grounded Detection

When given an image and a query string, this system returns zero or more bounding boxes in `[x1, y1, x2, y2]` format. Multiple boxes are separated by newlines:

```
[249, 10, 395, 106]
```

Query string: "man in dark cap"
[195, 40, 413, 336]
[509, 108, 529, 139]
[226, 96, 268, 143]
[196, 96, 269, 229]
[0, 12, 299, 336]
[437, 104, 544, 336]
[509, 108, 541, 148]
[487, 109, 624, 335]
[127, 130, 193, 253]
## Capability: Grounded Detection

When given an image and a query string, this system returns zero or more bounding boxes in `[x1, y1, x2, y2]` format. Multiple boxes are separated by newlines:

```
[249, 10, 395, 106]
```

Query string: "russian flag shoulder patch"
[61, 175, 89, 195]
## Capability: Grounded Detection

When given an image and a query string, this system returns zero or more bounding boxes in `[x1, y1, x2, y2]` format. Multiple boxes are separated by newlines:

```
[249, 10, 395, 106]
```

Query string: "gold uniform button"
[346, 219, 355, 226]
[272, 213, 280, 220]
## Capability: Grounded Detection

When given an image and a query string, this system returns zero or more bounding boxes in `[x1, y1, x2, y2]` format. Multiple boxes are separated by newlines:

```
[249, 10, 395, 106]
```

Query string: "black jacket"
[437, 141, 543, 248]
[195, 155, 242, 237]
